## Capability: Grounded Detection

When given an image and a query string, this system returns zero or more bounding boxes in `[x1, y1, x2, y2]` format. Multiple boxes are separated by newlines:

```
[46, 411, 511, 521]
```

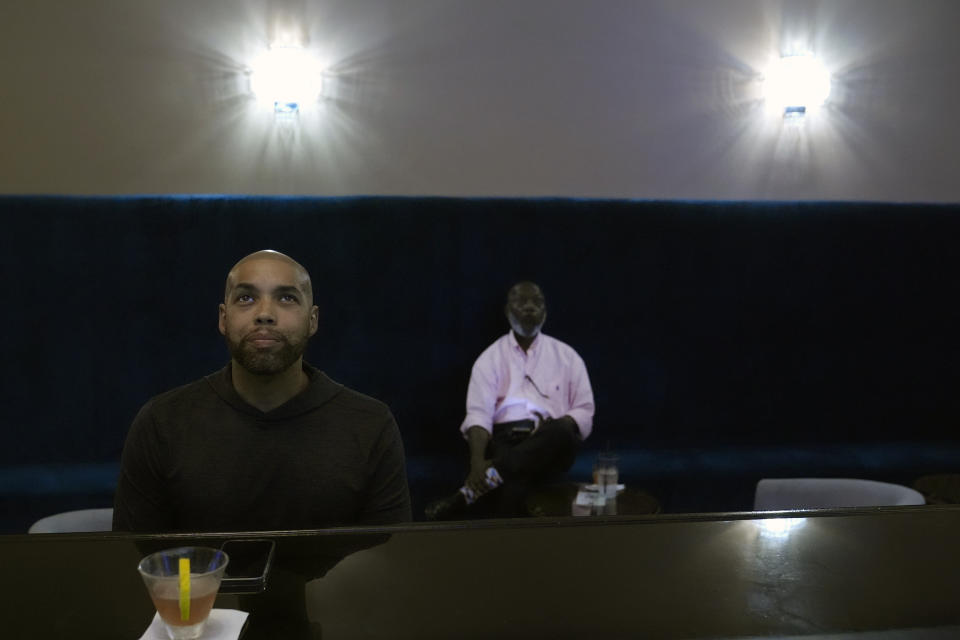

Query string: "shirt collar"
[206, 361, 342, 420]
[508, 330, 542, 353]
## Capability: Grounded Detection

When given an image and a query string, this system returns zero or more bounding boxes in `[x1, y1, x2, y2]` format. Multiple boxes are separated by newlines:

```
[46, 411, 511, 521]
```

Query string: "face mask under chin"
[508, 312, 544, 339]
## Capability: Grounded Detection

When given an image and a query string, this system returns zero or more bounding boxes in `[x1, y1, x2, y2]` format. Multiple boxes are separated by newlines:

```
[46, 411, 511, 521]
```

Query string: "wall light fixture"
[249, 44, 324, 114]
[763, 54, 831, 117]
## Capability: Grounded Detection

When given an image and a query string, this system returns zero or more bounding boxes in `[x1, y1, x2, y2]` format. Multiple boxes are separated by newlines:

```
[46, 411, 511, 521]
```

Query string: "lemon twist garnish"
[178, 558, 191, 622]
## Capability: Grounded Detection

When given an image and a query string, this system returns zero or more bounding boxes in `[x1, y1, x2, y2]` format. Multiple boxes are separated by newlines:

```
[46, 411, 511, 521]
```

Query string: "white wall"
[1, 0, 957, 201]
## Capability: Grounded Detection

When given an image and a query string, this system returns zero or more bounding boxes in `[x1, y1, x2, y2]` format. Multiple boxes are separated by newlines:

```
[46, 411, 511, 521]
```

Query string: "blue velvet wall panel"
[1, 196, 958, 468]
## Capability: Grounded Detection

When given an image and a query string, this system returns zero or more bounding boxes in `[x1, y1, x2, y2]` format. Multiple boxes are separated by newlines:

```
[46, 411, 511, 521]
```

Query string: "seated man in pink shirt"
[426, 281, 595, 519]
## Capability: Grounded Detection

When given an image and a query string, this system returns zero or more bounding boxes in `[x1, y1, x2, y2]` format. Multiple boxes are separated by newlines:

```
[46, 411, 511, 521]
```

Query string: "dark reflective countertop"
[3, 507, 960, 639]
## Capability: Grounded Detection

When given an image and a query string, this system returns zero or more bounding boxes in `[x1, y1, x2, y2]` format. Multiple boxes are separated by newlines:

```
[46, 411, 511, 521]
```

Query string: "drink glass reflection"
[138, 547, 229, 640]
[594, 452, 619, 499]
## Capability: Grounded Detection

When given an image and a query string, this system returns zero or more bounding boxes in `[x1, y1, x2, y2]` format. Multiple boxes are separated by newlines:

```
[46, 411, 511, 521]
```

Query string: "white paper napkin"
[582, 483, 625, 493]
[138, 609, 249, 640]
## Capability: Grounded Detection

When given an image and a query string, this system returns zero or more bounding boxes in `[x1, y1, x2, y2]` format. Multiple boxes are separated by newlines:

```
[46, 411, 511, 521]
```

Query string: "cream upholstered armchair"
[27, 508, 114, 534]
[753, 478, 925, 511]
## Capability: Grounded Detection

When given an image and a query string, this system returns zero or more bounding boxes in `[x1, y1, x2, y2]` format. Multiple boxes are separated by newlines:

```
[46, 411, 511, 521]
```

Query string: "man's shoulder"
[539, 333, 581, 355]
[474, 333, 512, 361]
[138, 370, 223, 416]
[315, 381, 399, 444]
[320, 376, 394, 421]
[539, 333, 588, 366]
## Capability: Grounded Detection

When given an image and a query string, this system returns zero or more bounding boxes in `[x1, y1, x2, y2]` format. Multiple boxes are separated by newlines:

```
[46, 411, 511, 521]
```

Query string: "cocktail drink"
[138, 547, 229, 640]
[150, 576, 220, 627]
[593, 452, 619, 499]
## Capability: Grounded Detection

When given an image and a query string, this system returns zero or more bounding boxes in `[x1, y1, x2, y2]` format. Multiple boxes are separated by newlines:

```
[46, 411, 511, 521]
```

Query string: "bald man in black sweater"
[113, 250, 411, 532]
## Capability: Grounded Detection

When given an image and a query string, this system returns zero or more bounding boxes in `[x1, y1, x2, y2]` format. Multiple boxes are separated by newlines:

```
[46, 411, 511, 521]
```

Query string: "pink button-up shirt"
[460, 332, 595, 440]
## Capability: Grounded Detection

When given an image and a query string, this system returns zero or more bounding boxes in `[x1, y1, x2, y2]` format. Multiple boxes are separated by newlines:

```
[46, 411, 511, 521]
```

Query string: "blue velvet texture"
[1, 196, 958, 530]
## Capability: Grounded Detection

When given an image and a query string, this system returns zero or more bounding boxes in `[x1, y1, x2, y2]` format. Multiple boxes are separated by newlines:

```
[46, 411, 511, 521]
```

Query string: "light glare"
[763, 55, 831, 115]
[756, 517, 807, 539]
[250, 45, 324, 112]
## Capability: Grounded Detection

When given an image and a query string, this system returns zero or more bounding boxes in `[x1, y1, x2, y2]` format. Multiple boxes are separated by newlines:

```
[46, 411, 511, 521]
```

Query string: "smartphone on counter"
[219, 539, 275, 594]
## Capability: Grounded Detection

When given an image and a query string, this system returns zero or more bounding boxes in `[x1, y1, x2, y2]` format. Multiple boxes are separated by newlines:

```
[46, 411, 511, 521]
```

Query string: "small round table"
[525, 482, 660, 517]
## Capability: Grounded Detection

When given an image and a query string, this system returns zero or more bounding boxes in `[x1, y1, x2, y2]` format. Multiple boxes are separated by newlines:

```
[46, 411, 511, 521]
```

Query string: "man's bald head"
[224, 250, 313, 305]
[219, 250, 319, 377]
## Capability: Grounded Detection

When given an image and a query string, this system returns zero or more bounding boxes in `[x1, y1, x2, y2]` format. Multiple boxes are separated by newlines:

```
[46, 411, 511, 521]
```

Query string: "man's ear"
[218, 303, 227, 336]
[309, 305, 319, 337]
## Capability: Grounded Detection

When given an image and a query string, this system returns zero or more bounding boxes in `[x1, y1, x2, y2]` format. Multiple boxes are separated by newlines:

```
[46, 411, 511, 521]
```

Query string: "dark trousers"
[477, 419, 580, 517]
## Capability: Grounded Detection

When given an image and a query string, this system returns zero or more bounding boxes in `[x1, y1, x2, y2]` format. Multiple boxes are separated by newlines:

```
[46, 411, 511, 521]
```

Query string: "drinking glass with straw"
[138, 547, 229, 640]
[594, 441, 619, 500]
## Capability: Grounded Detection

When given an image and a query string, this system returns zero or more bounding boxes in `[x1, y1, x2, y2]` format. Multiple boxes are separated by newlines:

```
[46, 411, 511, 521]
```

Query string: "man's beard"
[225, 328, 310, 376]
[508, 310, 544, 339]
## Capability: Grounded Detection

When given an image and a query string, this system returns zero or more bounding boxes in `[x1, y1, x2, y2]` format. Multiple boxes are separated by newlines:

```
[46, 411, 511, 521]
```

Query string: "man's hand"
[465, 426, 493, 494]
[465, 459, 492, 494]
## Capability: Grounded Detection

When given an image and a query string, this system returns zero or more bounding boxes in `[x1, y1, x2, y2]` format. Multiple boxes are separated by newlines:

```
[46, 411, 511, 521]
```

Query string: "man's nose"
[254, 301, 277, 324]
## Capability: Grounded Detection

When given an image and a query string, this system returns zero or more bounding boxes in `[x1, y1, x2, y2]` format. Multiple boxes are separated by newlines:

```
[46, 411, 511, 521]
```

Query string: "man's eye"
[280, 295, 298, 303]
[236, 294, 254, 303]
